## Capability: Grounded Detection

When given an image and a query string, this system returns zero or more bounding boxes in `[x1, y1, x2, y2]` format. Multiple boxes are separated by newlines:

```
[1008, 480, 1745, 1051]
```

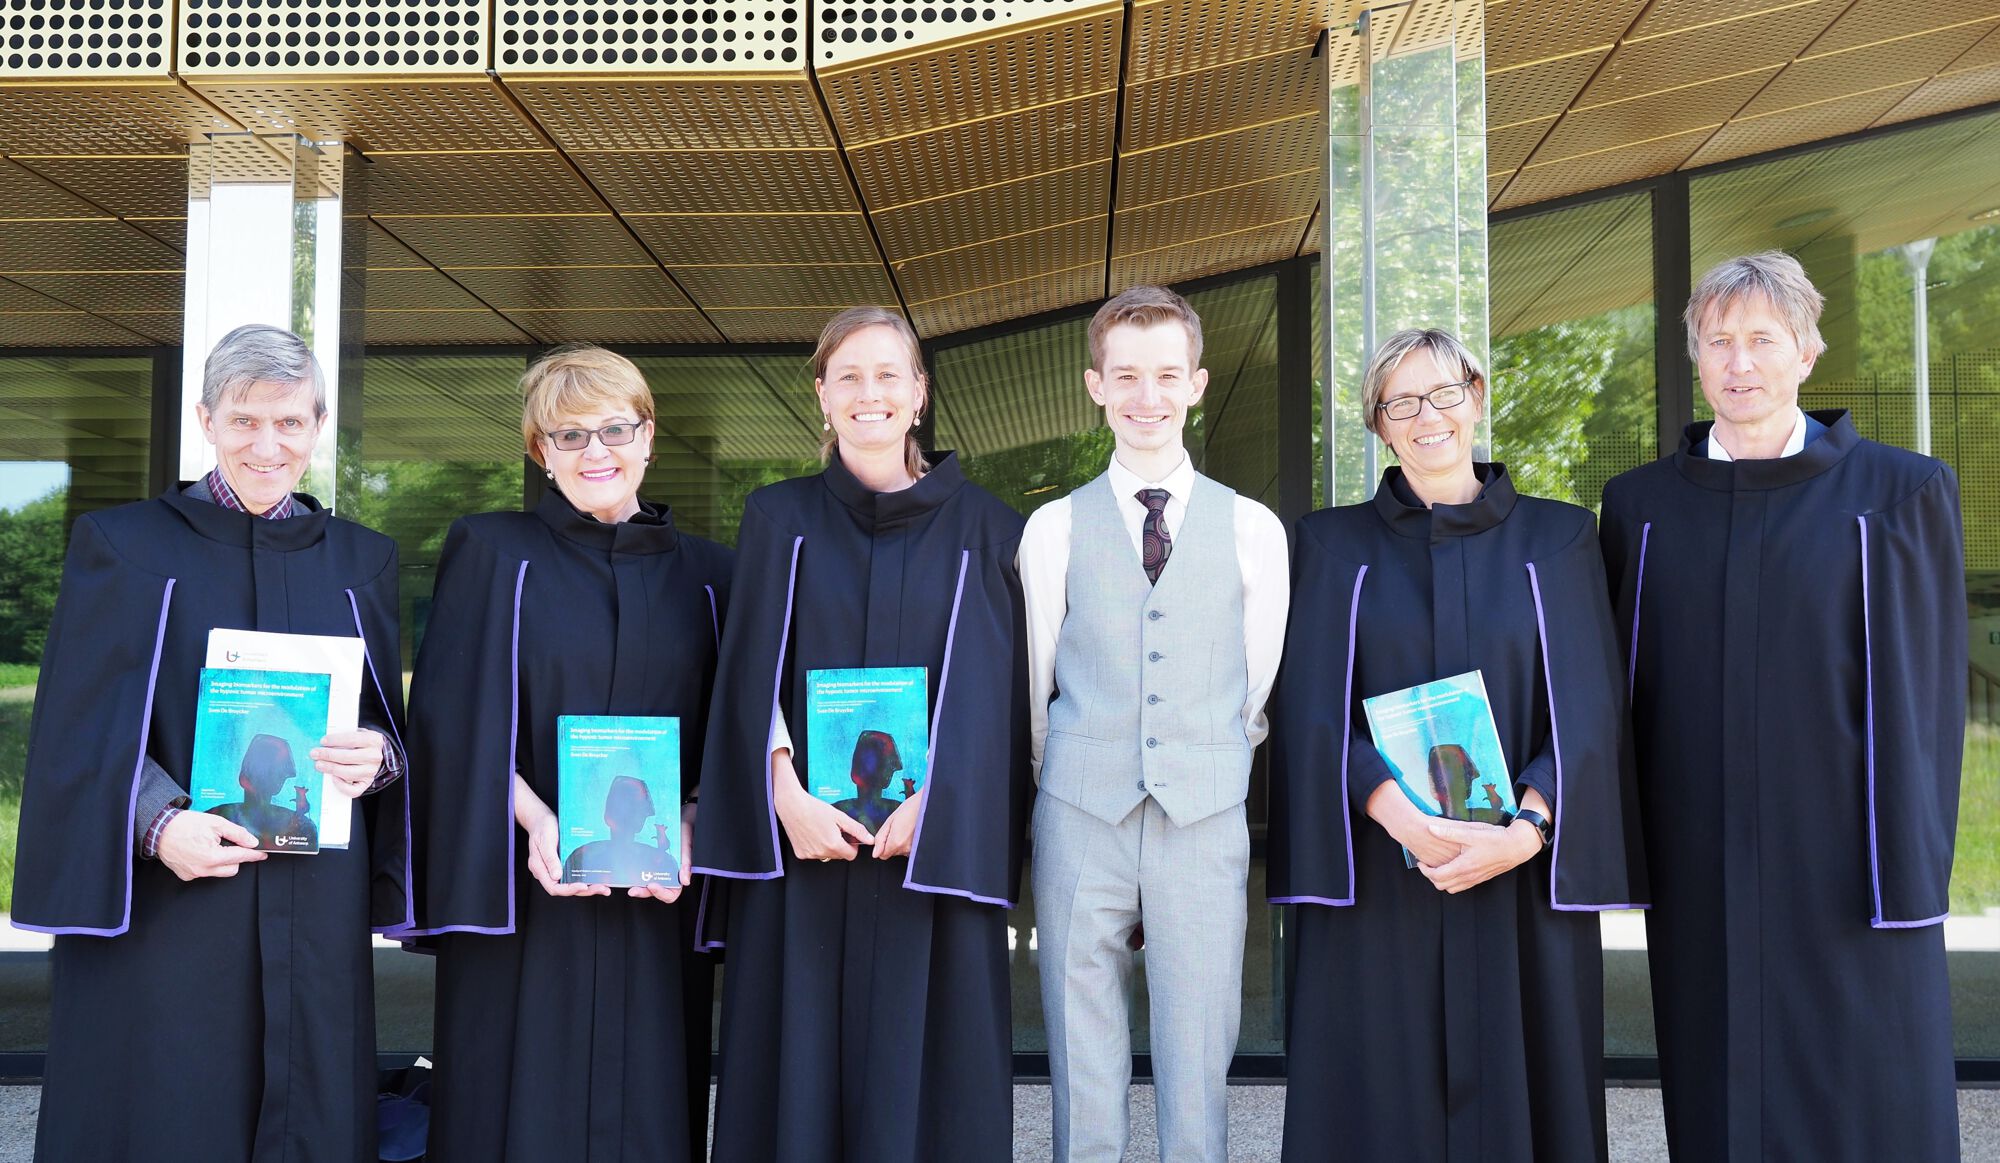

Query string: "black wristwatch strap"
[1514, 808, 1552, 847]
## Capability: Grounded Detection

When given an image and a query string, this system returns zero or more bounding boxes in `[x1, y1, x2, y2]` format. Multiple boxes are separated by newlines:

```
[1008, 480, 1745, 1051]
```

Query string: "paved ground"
[1, 1083, 1996, 1161]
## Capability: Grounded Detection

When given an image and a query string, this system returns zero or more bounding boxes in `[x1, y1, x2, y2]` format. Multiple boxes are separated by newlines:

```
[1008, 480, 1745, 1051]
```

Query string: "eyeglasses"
[1376, 381, 1472, 422]
[544, 421, 644, 451]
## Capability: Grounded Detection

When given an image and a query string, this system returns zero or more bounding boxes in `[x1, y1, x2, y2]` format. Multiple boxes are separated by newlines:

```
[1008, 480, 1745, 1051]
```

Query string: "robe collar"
[1674, 408, 1856, 491]
[160, 481, 330, 550]
[1372, 462, 1517, 539]
[821, 448, 967, 530]
[537, 486, 679, 554]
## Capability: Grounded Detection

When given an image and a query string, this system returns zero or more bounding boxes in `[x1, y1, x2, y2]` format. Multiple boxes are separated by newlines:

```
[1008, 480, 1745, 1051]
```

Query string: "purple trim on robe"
[692, 878, 723, 951]
[1855, 518, 1933, 929]
[1526, 561, 1646, 913]
[15, 577, 178, 938]
[901, 550, 1013, 908]
[1628, 522, 1651, 705]
[693, 535, 801, 881]
[1281, 565, 1366, 909]
[400, 560, 530, 937]
[703, 583, 720, 648]
[348, 588, 417, 935]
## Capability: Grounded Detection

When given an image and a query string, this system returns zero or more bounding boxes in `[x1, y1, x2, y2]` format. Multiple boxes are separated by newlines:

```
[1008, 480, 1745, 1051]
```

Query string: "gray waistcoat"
[1040, 470, 1251, 828]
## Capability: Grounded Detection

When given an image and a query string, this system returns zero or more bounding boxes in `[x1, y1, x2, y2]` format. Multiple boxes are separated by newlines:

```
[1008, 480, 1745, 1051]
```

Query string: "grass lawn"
[1952, 722, 2000, 915]
[0, 693, 25, 914]
[0, 661, 38, 690]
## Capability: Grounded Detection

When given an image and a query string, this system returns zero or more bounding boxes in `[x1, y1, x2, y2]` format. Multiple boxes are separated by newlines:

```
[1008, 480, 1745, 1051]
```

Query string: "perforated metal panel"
[8, 270, 183, 313]
[1489, 191, 1649, 336]
[1126, 0, 1345, 84]
[354, 306, 535, 344]
[1582, 5, 1833, 106]
[896, 217, 1105, 301]
[1485, 0, 1639, 70]
[674, 263, 895, 308]
[177, 0, 485, 74]
[1811, 0, 2000, 56]
[817, 3, 1120, 141]
[448, 264, 693, 309]
[1117, 114, 1318, 207]
[708, 306, 890, 343]
[626, 211, 880, 265]
[1113, 170, 1319, 256]
[1741, 22, 1993, 116]
[373, 213, 653, 267]
[10, 154, 187, 218]
[0, 0, 171, 78]
[1120, 47, 1319, 152]
[1530, 69, 1775, 165]
[1109, 217, 1308, 290]
[908, 262, 1099, 336]
[1492, 126, 1713, 209]
[573, 148, 858, 215]
[875, 160, 1109, 257]
[845, 92, 1114, 209]
[815, 0, 1108, 66]
[494, 0, 802, 71]
[0, 305, 152, 346]
[1685, 84, 1920, 166]
[367, 150, 601, 216]
[507, 307, 720, 343]
[509, 78, 831, 151]
[0, 82, 236, 153]
[0, 217, 183, 272]
[190, 78, 537, 150]
[1489, 49, 1607, 128]
[1489, 116, 1555, 173]
[1879, 60, 2000, 126]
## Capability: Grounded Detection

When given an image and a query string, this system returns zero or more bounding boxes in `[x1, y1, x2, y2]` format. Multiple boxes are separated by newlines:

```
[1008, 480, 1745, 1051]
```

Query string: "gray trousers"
[1033, 792, 1248, 1163]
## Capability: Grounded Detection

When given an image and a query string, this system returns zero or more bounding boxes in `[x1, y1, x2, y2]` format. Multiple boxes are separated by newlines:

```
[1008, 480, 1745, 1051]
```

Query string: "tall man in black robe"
[12, 324, 409, 1162]
[1600, 251, 1966, 1161]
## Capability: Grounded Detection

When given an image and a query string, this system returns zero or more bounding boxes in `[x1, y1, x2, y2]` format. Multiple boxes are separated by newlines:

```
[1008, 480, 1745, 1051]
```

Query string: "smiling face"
[1376, 349, 1482, 477]
[196, 379, 324, 515]
[815, 323, 925, 459]
[540, 411, 653, 524]
[1694, 292, 1818, 431]
[1086, 319, 1209, 456]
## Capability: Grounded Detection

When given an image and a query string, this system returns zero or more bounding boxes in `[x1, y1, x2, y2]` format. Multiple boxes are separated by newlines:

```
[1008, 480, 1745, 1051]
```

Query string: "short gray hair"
[1684, 250, 1826, 361]
[201, 323, 326, 416]
[1360, 327, 1486, 435]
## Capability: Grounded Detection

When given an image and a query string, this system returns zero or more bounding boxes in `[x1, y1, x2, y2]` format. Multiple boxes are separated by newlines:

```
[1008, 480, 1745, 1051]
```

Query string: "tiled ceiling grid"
[5, 0, 2000, 352]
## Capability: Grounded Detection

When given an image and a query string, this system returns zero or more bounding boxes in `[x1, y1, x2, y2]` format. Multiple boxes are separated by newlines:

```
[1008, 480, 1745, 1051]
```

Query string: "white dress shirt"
[1015, 450, 1291, 781]
[1707, 406, 1808, 461]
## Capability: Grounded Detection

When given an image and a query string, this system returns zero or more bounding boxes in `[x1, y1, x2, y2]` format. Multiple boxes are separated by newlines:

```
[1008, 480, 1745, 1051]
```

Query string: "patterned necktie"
[1137, 487, 1173, 584]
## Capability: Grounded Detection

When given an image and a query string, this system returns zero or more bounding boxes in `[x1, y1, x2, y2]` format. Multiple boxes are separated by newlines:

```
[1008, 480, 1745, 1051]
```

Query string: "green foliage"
[344, 460, 524, 562]
[1491, 305, 1655, 510]
[0, 695, 28, 914]
[958, 425, 1117, 518]
[1952, 723, 2000, 916]
[0, 663, 38, 690]
[0, 486, 67, 666]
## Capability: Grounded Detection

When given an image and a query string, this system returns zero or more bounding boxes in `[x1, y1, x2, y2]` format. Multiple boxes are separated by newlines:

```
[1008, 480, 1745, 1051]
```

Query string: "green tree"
[0, 486, 67, 665]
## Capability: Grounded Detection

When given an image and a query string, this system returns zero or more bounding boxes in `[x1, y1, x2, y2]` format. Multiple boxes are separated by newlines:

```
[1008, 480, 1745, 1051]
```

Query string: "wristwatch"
[1513, 808, 1552, 848]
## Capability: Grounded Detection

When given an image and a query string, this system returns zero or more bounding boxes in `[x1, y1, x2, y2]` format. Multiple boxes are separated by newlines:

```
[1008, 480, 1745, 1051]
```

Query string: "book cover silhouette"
[205, 628, 366, 848]
[1362, 670, 1516, 865]
[557, 715, 682, 887]
[189, 667, 331, 853]
[804, 667, 930, 832]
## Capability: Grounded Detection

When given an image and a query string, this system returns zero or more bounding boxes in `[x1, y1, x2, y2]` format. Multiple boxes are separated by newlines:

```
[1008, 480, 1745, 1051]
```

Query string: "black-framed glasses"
[544, 421, 645, 451]
[1376, 381, 1472, 422]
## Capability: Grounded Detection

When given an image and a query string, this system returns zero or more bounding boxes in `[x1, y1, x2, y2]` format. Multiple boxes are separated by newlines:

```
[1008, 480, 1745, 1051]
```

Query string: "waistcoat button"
[1146, 737, 1158, 748]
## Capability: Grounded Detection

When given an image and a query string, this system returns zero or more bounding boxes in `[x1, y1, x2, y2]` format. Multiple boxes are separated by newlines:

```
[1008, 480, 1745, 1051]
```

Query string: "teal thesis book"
[189, 667, 331, 854]
[557, 716, 682, 888]
[805, 666, 929, 832]
[1362, 669, 1516, 865]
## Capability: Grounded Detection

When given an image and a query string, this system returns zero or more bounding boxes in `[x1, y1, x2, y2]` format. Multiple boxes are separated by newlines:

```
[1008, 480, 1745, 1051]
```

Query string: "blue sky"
[0, 463, 69, 513]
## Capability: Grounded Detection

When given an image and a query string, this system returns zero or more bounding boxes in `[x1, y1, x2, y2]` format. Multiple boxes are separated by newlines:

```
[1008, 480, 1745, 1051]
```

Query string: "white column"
[180, 134, 349, 507]
[1897, 238, 1937, 457]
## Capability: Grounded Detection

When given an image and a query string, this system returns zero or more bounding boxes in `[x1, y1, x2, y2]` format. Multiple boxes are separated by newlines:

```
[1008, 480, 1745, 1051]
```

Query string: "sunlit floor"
[1, 1084, 1997, 1161]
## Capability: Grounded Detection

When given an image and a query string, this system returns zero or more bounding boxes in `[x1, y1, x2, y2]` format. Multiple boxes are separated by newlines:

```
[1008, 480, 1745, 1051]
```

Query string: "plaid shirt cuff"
[141, 806, 182, 860]
[365, 728, 404, 794]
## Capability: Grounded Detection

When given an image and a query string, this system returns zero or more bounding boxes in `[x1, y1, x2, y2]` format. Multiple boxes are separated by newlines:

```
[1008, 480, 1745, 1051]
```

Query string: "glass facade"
[2, 103, 1999, 1075]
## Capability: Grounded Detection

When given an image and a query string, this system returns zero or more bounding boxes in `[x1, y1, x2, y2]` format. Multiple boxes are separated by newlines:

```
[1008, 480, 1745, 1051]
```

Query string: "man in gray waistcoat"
[1019, 285, 1290, 1162]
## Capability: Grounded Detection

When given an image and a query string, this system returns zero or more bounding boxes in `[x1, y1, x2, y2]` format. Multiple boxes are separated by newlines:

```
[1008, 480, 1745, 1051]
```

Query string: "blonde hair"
[1359, 328, 1487, 436]
[812, 307, 930, 481]
[1088, 285, 1204, 372]
[520, 344, 655, 467]
[1685, 250, 1827, 361]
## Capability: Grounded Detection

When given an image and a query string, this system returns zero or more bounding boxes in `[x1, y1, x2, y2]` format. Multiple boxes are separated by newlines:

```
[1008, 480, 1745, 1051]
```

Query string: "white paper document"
[206, 628, 368, 848]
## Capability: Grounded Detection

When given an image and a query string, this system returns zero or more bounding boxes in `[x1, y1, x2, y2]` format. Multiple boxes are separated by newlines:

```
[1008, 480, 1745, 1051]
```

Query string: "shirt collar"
[1106, 448, 1195, 501]
[202, 465, 295, 520]
[1708, 406, 1808, 462]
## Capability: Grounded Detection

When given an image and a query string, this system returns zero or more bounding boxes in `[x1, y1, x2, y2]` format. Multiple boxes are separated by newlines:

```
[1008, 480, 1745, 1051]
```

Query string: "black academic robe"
[694, 451, 1029, 1163]
[1599, 411, 1966, 1162]
[12, 486, 407, 1163]
[404, 490, 731, 1163]
[1269, 465, 1645, 1163]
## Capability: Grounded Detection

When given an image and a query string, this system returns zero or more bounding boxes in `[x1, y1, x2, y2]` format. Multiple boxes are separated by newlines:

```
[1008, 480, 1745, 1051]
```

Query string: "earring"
[913, 412, 922, 428]
[545, 470, 554, 481]
[822, 415, 832, 432]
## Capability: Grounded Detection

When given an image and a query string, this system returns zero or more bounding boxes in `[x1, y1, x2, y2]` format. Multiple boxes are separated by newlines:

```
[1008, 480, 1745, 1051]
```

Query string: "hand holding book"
[1418, 786, 1550, 894]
